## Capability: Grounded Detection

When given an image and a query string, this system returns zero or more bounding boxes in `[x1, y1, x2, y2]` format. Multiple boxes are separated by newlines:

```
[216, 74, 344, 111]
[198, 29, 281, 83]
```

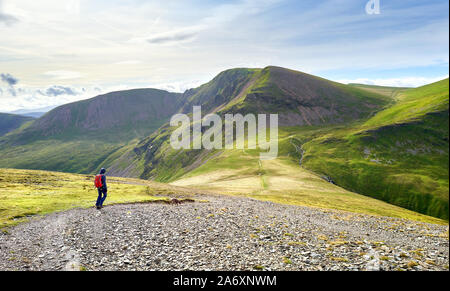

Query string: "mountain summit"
[180, 66, 390, 126]
[0, 67, 447, 219]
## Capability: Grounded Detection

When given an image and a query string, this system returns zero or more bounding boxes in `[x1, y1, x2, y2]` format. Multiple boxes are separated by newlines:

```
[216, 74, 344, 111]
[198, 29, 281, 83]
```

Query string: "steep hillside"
[1, 67, 447, 221]
[0, 113, 34, 137]
[181, 66, 391, 125]
[113, 75, 448, 220]
[170, 127, 445, 224]
[227, 66, 391, 126]
[0, 89, 183, 173]
[109, 66, 392, 180]
[7, 88, 183, 143]
[301, 79, 449, 219]
[180, 68, 260, 114]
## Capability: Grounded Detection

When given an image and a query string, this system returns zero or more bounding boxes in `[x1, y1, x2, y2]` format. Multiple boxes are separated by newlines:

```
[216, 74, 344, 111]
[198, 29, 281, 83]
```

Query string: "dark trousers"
[96, 187, 107, 207]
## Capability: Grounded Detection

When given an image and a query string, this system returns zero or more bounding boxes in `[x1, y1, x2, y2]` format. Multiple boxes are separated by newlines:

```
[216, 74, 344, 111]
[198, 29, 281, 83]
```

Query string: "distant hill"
[0, 89, 182, 173]
[13, 88, 183, 141]
[348, 83, 410, 99]
[18, 112, 46, 118]
[11, 106, 57, 118]
[0, 113, 34, 137]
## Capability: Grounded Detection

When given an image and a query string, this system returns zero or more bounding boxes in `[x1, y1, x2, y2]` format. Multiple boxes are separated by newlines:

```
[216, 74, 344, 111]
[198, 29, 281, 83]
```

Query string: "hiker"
[94, 168, 107, 209]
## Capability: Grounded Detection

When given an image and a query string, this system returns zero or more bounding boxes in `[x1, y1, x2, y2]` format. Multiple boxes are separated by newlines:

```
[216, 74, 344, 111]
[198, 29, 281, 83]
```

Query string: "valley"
[1, 0, 447, 273]
[0, 66, 448, 224]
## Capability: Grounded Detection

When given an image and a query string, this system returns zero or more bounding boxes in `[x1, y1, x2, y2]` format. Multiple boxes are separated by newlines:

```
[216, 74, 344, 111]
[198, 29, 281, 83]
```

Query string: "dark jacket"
[99, 169, 107, 191]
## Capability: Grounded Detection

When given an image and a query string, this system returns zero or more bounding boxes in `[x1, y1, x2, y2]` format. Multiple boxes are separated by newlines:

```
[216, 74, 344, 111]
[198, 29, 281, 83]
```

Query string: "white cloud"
[336, 75, 449, 88]
[0, 0, 17, 25]
[113, 60, 141, 65]
[150, 80, 206, 93]
[0, 80, 191, 112]
[65, 0, 80, 15]
[145, 29, 199, 45]
[44, 70, 82, 80]
[0, 0, 448, 112]
[0, 84, 90, 112]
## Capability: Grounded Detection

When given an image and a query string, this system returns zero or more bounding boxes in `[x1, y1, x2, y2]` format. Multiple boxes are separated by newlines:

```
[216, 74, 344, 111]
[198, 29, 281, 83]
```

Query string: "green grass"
[348, 83, 409, 99]
[128, 67, 394, 183]
[0, 139, 125, 174]
[0, 168, 196, 230]
[0, 122, 168, 175]
[167, 77, 449, 222]
[170, 128, 446, 224]
[182, 68, 260, 114]
[363, 79, 449, 128]
[0, 88, 181, 174]
[127, 78, 448, 222]
[1, 70, 447, 224]
[301, 79, 449, 219]
[220, 66, 392, 124]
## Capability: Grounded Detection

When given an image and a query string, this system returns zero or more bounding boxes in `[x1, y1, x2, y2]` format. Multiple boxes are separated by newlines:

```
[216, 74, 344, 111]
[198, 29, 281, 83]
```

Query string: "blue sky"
[0, 0, 448, 111]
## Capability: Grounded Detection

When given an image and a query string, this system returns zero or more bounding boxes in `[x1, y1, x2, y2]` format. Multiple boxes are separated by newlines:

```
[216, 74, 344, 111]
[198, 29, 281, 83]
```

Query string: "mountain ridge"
[106, 66, 394, 181]
[0, 66, 447, 220]
[0, 113, 34, 137]
[0, 88, 183, 173]
[178, 66, 392, 126]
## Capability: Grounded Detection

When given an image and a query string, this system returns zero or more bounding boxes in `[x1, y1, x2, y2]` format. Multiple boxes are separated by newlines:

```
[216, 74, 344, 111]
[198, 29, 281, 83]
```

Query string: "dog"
[170, 198, 182, 205]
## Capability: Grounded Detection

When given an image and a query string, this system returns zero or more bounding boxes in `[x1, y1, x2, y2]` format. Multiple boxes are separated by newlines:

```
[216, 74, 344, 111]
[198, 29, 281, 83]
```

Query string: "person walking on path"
[94, 168, 107, 209]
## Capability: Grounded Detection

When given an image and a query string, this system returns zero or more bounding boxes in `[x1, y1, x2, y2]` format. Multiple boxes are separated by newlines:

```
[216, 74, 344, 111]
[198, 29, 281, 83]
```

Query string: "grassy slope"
[348, 83, 409, 99]
[181, 68, 261, 114]
[302, 79, 449, 220]
[107, 69, 448, 223]
[221, 67, 392, 125]
[0, 113, 34, 137]
[1, 69, 446, 224]
[171, 128, 445, 224]
[363, 80, 448, 127]
[0, 89, 181, 174]
[121, 67, 392, 182]
[0, 168, 199, 230]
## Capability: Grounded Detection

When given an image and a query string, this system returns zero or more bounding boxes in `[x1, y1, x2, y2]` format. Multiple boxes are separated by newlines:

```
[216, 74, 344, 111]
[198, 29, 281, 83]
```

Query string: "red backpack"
[94, 174, 103, 188]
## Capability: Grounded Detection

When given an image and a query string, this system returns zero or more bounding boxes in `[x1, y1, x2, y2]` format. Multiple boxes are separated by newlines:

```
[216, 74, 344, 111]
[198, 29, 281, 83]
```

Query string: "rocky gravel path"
[0, 195, 448, 271]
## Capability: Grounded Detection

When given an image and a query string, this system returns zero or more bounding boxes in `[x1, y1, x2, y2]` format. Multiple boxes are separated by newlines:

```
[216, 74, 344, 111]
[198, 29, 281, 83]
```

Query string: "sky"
[0, 0, 448, 112]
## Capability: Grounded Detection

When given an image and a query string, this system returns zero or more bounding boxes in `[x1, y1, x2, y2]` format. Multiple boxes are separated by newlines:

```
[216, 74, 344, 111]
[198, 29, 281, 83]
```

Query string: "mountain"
[106, 67, 390, 180]
[180, 66, 391, 125]
[0, 89, 182, 173]
[14, 88, 182, 141]
[109, 71, 448, 220]
[0, 66, 447, 221]
[107, 66, 392, 180]
[301, 79, 449, 219]
[0, 113, 34, 137]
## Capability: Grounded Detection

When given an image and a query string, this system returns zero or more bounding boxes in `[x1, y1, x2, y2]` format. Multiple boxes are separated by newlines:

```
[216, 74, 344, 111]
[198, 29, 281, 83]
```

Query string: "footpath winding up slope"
[0, 195, 448, 271]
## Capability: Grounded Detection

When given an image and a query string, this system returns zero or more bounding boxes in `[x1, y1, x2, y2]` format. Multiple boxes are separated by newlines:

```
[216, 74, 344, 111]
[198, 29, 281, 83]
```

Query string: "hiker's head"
[100, 168, 106, 174]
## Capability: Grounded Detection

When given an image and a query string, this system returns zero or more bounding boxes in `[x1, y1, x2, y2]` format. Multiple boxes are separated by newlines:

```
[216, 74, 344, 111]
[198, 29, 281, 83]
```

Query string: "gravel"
[0, 195, 448, 271]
